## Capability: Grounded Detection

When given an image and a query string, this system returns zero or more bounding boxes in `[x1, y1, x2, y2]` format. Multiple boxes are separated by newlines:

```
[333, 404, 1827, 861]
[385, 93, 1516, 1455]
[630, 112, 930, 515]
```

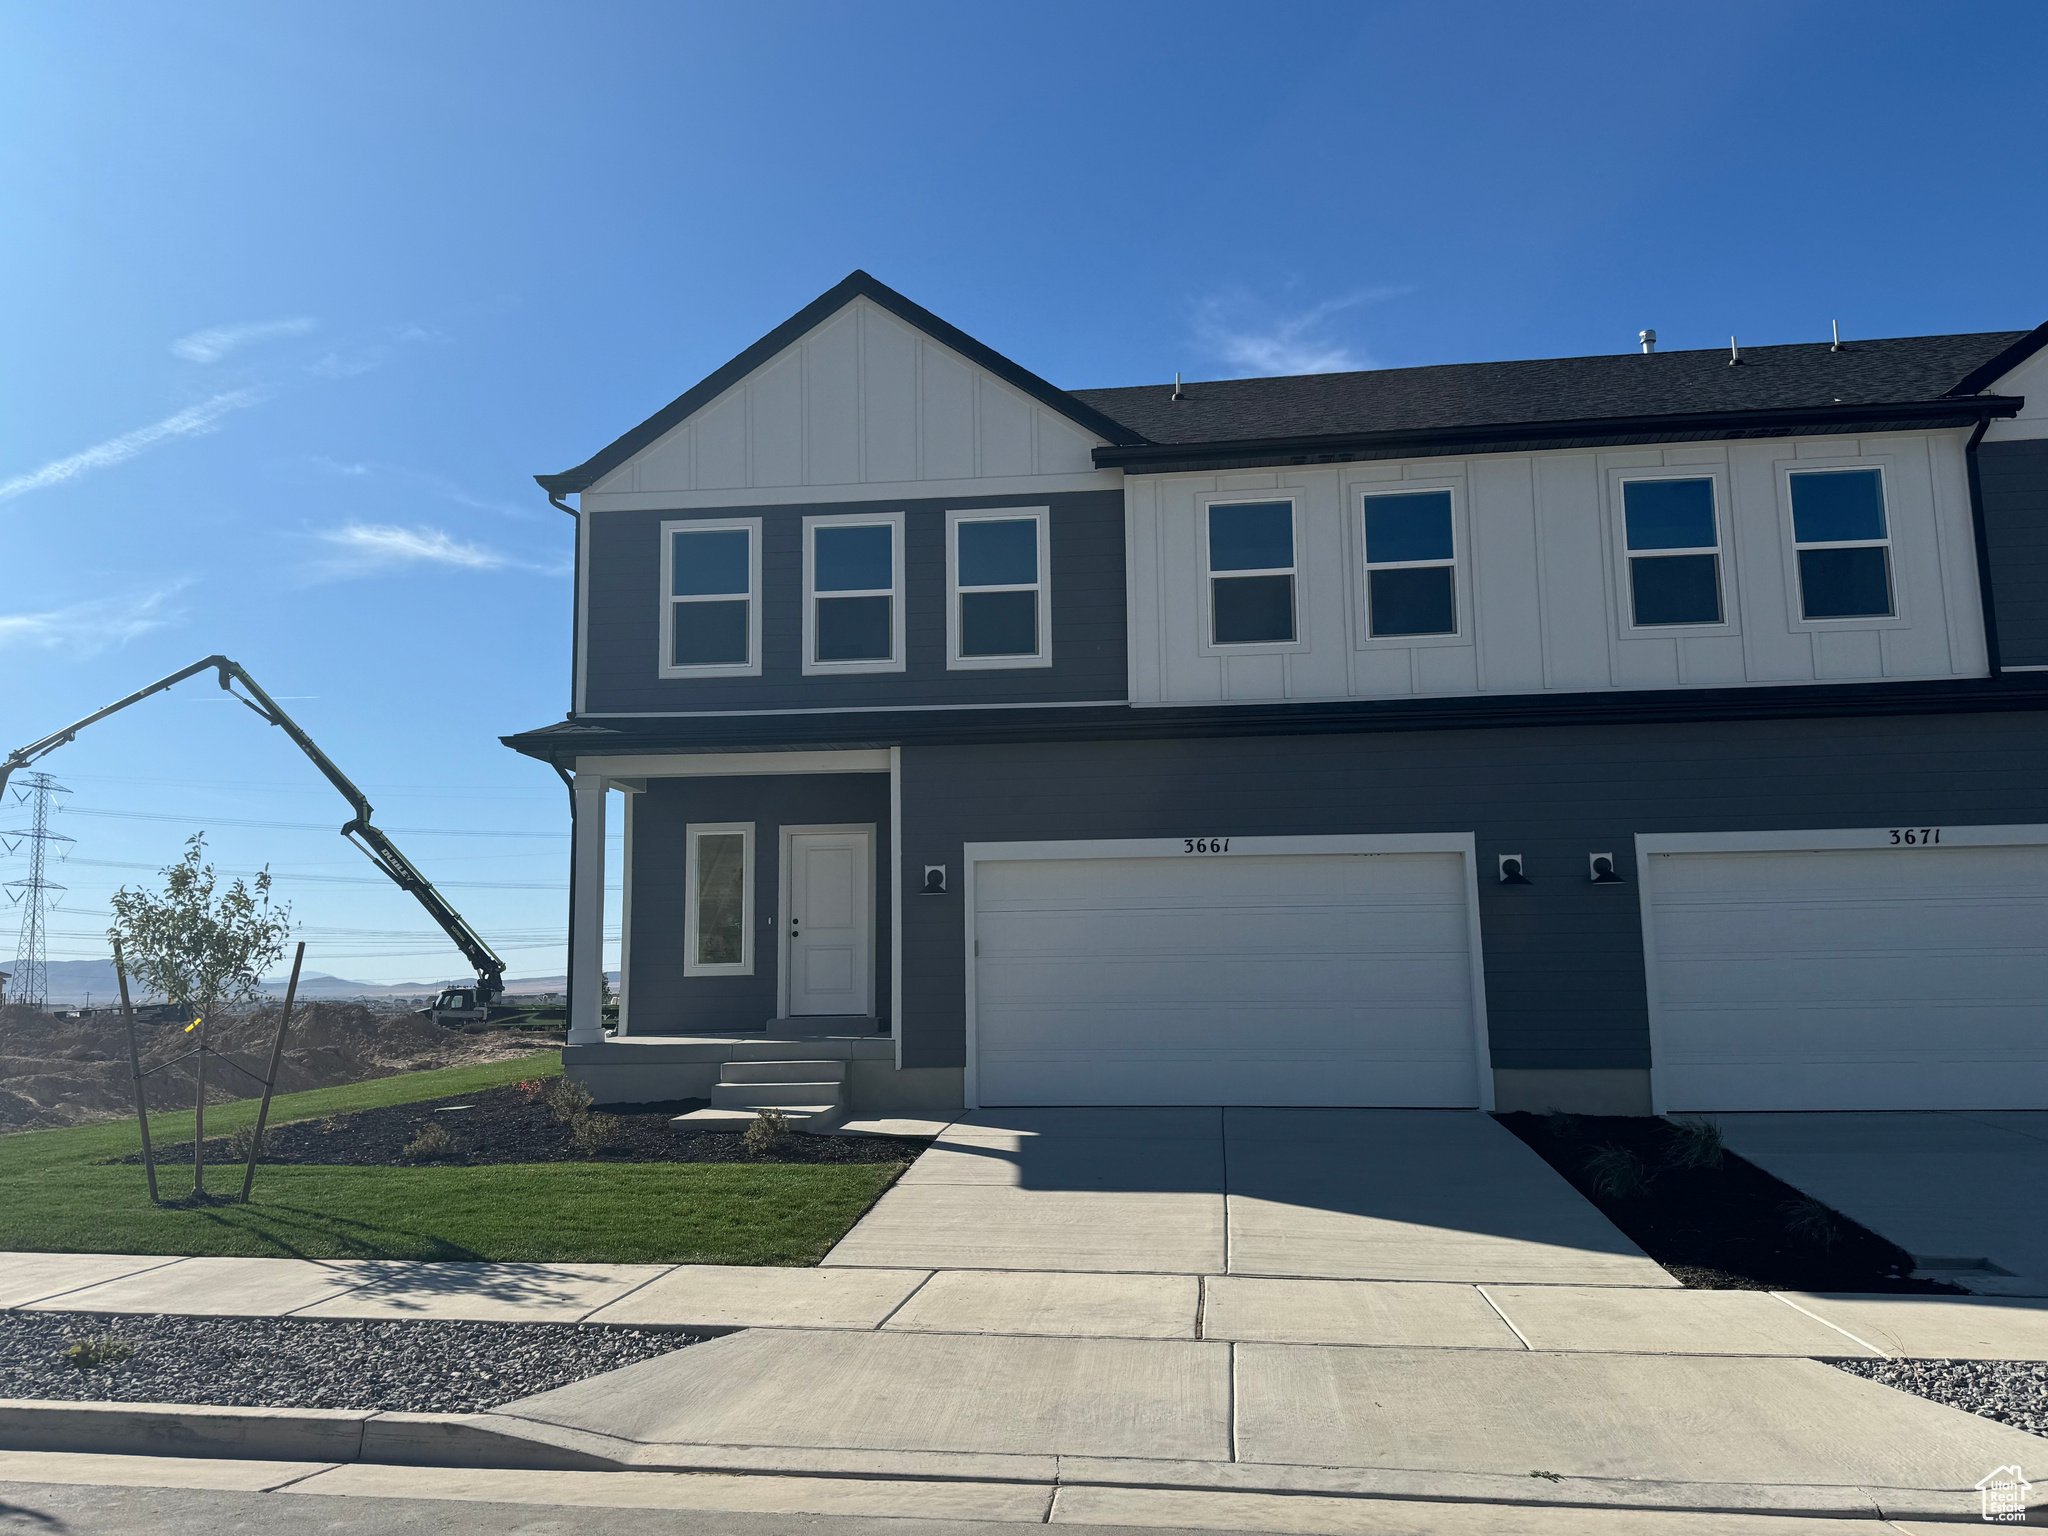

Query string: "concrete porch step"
[671, 1103, 849, 1134]
[720, 1059, 848, 1085]
[711, 1080, 845, 1109]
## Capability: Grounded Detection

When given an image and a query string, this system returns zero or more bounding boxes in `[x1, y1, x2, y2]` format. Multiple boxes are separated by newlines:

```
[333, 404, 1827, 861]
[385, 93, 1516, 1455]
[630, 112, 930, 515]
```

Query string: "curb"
[1, 1397, 2034, 1525]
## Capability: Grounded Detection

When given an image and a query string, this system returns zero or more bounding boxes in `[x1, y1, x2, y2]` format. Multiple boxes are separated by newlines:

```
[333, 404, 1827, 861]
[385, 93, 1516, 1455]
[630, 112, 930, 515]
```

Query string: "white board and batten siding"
[1126, 433, 1988, 706]
[1639, 826, 2048, 1112]
[964, 835, 1492, 1109]
[578, 297, 1117, 510]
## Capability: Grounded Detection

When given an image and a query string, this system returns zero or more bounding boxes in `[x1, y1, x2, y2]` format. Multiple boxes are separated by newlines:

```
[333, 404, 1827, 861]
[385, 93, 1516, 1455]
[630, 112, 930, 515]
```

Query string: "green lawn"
[0, 1054, 906, 1265]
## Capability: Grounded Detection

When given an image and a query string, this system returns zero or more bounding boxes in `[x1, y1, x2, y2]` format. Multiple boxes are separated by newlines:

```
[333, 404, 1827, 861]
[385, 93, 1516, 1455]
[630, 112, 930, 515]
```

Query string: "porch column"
[567, 770, 608, 1045]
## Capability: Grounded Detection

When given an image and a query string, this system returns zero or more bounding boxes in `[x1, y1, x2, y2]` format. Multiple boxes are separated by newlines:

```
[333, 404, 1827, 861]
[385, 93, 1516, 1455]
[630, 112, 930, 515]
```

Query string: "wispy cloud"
[0, 391, 264, 505]
[0, 583, 190, 656]
[307, 323, 447, 381]
[316, 522, 510, 573]
[1194, 287, 1408, 377]
[308, 456, 534, 520]
[171, 318, 317, 363]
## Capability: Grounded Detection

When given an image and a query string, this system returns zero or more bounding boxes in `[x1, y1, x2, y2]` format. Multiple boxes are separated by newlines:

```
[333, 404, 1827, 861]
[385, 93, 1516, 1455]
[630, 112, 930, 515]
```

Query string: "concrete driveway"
[1715, 1111, 2048, 1292]
[823, 1107, 1672, 1286]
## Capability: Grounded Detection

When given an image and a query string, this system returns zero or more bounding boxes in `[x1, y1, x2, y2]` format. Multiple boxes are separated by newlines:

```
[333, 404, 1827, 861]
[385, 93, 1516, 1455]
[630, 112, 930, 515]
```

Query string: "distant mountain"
[12, 958, 612, 1005]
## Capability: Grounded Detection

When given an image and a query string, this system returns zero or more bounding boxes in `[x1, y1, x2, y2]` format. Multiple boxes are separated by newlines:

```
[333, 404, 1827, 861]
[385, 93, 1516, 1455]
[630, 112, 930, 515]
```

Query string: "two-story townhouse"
[507, 271, 2048, 1120]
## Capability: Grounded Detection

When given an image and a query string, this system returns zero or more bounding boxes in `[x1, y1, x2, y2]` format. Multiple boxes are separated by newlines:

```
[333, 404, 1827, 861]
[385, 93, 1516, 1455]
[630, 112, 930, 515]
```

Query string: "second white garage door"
[968, 839, 1488, 1107]
[1644, 834, 2048, 1111]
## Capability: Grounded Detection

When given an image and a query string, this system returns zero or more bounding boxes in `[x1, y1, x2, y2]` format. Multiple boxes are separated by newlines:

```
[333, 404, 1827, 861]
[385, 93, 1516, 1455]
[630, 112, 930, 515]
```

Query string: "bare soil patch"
[0, 1001, 553, 1133]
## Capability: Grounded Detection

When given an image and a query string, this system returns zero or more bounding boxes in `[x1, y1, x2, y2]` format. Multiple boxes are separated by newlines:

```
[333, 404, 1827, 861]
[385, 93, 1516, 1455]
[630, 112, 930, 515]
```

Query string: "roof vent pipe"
[1831, 319, 1843, 352]
[1171, 372, 1184, 402]
[1639, 329, 1656, 354]
[1728, 335, 1742, 366]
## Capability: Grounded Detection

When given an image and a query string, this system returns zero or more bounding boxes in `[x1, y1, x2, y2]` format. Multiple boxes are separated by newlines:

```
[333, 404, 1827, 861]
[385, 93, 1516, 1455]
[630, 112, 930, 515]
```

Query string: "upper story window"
[948, 507, 1050, 669]
[1207, 500, 1296, 645]
[1790, 468, 1893, 619]
[1622, 477, 1723, 627]
[803, 511, 905, 674]
[660, 517, 761, 678]
[1363, 490, 1458, 636]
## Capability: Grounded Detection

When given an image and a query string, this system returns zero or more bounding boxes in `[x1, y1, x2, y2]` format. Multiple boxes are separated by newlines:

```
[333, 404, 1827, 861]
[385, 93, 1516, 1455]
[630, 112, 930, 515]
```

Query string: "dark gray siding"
[584, 491, 1126, 714]
[1981, 439, 2048, 667]
[626, 773, 890, 1035]
[894, 710, 2048, 1071]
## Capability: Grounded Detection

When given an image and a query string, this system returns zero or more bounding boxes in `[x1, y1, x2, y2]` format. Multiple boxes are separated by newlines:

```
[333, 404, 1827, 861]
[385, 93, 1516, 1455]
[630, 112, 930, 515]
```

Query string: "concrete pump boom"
[0, 655, 507, 1004]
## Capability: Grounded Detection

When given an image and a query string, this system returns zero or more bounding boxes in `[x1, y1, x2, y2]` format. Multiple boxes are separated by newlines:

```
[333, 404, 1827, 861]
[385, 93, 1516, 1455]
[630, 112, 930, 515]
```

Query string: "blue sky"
[3, 1, 2043, 985]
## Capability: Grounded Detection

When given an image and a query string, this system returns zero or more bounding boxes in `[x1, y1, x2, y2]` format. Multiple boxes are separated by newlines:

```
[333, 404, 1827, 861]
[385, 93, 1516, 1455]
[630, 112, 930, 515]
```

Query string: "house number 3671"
[1182, 838, 1231, 853]
[1889, 828, 1942, 845]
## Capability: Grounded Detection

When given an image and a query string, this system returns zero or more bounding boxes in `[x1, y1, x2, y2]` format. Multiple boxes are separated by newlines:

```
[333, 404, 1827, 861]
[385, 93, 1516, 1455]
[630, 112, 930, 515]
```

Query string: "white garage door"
[1646, 841, 2048, 1111]
[969, 844, 1485, 1107]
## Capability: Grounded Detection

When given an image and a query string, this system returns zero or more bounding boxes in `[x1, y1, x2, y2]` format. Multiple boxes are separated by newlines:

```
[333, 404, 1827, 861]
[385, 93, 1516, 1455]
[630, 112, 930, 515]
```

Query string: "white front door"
[788, 829, 872, 1017]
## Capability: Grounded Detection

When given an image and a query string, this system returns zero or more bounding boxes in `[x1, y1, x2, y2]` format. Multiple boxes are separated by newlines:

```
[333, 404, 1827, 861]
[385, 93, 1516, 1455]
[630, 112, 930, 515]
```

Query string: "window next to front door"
[660, 518, 761, 678]
[803, 511, 906, 674]
[684, 822, 753, 977]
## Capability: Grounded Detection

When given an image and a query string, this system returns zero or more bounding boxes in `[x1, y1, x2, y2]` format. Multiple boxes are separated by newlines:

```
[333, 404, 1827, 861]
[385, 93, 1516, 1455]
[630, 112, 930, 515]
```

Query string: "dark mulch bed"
[0, 1311, 691, 1412]
[112, 1081, 930, 1168]
[1496, 1112, 1964, 1293]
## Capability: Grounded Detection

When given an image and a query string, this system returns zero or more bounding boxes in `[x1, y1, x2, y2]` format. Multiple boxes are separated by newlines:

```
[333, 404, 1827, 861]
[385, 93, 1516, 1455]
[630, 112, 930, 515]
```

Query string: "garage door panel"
[1648, 843, 2048, 1111]
[972, 849, 1483, 1108]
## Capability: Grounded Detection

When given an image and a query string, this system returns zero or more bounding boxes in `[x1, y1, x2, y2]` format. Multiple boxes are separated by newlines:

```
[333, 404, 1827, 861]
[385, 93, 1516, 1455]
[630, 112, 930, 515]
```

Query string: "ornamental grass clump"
[1582, 1143, 1656, 1200]
[1664, 1116, 1727, 1171]
[401, 1121, 467, 1163]
[1781, 1195, 1845, 1251]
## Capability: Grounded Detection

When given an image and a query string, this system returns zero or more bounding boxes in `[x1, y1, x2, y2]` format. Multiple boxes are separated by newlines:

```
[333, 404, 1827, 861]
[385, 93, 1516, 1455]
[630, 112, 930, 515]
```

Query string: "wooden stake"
[242, 942, 303, 1204]
[193, 1007, 207, 1198]
[112, 938, 157, 1204]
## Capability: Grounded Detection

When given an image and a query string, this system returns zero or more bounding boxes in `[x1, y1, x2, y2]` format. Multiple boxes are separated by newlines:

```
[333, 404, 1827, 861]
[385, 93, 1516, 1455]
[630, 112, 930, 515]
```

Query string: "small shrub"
[515, 1077, 550, 1102]
[1582, 1143, 1655, 1200]
[1663, 1117, 1726, 1171]
[1781, 1196, 1843, 1250]
[400, 1121, 466, 1163]
[319, 1112, 354, 1134]
[543, 1077, 593, 1124]
[1539, 1109, 1583, 1143]
[742, 1107, 794, 1155]
[569, 1111, 623, 1157]
[64, 1333, 134, 1370]
[226, 1126, 259, 1163]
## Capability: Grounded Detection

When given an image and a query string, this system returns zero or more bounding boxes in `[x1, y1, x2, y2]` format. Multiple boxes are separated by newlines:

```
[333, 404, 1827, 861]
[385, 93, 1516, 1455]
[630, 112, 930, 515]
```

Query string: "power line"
[57, 806, 567, 838]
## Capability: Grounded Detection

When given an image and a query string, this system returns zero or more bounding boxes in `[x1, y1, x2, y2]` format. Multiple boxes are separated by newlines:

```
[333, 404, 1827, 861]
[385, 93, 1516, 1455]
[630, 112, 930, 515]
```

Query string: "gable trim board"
[960, 833, 1492, 1110]
[537, 271, 1142, 499]
[1636, 825, 2048, 1113]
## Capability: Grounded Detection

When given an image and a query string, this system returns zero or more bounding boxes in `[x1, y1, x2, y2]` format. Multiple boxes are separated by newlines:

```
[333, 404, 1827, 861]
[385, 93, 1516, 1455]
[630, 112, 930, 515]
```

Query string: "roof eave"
[1090, 397, 2024, 474]
[534, 271, 1149, 496]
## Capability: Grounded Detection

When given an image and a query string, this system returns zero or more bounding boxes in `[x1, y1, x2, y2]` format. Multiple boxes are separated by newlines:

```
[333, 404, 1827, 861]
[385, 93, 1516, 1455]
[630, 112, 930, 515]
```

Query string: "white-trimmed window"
[1206, 499, 1297, 645]
[947, 507, 1050, 668]
[1362, 490, 1458, 637]
[1621, 476, 1724, 627]
[1790, 467, 1894, 620]
[684, 821, 752, 976]
[660, 518, 761, 678]
[803, 511, 905, 674]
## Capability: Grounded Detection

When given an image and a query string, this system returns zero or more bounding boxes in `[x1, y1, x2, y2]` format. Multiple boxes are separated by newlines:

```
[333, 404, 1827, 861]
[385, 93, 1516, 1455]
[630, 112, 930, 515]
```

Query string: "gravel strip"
[0, 1311, 694, 1412]
[1832, 1357, 2048, 1436]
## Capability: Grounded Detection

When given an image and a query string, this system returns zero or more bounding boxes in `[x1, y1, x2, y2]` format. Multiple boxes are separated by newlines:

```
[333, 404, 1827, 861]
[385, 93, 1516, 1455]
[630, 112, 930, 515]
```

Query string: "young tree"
[108, 834, 292, 1199]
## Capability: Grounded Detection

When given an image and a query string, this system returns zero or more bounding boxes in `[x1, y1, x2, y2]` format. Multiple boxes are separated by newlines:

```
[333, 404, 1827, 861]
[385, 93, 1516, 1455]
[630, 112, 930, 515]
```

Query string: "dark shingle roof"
[1071, 332, 2032, 447]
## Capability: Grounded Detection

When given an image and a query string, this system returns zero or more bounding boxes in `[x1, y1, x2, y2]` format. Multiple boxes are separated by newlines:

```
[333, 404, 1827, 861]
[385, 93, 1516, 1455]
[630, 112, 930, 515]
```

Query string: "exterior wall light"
[1498, 854, 1532, 885]
[921, 864, 948, 895]
[1589, 853, 1625, 884]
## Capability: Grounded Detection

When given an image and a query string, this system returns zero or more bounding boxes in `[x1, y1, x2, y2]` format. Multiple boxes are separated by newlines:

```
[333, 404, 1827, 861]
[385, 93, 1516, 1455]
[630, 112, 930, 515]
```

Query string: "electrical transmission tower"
[3, 772, 74, 1008]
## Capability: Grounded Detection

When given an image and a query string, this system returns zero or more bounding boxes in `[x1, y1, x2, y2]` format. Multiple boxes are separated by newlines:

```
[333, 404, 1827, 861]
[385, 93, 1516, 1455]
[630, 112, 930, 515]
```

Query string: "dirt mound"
[0, 1003, 553, 1134]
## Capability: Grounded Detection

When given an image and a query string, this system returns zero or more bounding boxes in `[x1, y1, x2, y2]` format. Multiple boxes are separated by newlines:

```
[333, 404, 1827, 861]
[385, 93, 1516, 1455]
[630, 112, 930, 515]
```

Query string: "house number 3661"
[1182, 838, 1231, 853]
